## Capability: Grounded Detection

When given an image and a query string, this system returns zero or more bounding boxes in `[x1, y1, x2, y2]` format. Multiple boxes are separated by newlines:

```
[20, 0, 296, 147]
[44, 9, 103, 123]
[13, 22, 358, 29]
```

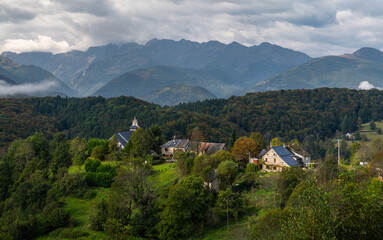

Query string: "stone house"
[262, 146, 303, 172]
[160, 139, 191, 158]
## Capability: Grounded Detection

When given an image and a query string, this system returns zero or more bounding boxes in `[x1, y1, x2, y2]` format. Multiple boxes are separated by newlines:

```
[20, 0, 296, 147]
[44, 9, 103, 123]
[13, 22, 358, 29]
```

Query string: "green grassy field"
[36, 188, 111, 240]
[149, 163, 178, 190]
[357, 121, 383, 145]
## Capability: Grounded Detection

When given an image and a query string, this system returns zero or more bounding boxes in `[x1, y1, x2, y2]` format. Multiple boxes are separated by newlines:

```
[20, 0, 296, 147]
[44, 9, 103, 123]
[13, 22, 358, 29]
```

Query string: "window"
[274, 158, 276, 163]
[265, 158, 267, 162]
[165, 148, 168, 151]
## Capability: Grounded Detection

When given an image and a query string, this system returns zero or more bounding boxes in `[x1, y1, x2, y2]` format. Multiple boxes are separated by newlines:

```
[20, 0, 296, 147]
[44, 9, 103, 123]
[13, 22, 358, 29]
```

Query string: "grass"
[191, 217, 252, 240]
[357, 121, 383, 146]
[36, 187, 111, 240]
[339, 121, 383, 149]
[149, 163, 178, 190]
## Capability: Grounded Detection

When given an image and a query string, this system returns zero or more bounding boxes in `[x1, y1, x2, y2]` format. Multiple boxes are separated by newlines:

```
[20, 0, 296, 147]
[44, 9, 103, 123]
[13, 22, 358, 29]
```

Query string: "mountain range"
[1, 39, 311, 102]
[2, 39, 383, 104]
[247, 47, 383, 93]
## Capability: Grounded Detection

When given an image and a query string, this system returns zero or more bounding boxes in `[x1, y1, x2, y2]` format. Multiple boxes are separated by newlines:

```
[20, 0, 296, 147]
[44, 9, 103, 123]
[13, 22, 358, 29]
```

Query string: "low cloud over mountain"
[0, 80, 57, 96]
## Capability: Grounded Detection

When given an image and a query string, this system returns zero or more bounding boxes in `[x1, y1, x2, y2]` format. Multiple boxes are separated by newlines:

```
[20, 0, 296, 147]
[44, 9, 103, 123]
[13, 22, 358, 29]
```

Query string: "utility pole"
[337, 139, 341, 164]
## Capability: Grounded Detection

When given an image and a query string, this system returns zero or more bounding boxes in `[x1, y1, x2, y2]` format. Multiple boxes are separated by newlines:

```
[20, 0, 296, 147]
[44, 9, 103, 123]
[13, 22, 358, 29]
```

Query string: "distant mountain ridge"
[141, 84, 216, 106]
[2, 39, 312, 96]
[246, 47, 383, 93]
[0, 56, 75, 96]
[93, 65, 235, 100]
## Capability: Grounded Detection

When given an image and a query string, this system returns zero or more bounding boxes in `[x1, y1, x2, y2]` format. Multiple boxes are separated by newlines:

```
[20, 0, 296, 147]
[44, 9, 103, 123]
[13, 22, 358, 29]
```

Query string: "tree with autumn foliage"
[231, 137, 261, 162]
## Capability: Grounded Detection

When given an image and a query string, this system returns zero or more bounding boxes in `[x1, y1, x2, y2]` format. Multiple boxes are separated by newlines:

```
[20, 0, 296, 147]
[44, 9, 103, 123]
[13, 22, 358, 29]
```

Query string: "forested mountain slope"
[2, 88, 383, 158]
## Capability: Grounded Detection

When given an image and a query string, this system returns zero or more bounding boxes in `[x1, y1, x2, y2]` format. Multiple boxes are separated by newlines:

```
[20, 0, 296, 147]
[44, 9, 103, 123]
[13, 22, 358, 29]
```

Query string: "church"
[113, 117, 140, 149]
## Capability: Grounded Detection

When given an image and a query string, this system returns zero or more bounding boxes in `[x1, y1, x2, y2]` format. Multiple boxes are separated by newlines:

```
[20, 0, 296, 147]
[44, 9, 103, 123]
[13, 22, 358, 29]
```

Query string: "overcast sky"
[1, 0, 383, 57]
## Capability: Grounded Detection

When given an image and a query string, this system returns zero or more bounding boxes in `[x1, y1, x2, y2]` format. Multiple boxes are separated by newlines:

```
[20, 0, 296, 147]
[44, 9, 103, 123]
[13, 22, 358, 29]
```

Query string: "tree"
[371, 138, 383, 154]
[250, 132, 266, 149]
[215, 189, 246, 224]
[217, 160, 237, 189]
[108, 166, 156, 237]
[190, 127, 205, 150]
[129, 128, 151, 158]
[277, 167, 306, 207]
[156, 184, 201, 240]
[349, 142, 360, 164]
[370, 121, 376, 130]
[271, 137, 283, 147]
[147, 125, 165, 154]
[108, 135, 119, 153]
[91, 145, 106, 160]
[176, 152, 195, 177]
[231, 137, 261, 162]
[70, 137, 87, 167]
[228, 129, 236, 150]
[50, 133, 71, 174]
[86, 138, 108, 156]
[352, 146, 374, 166]
[210, 150, 235, 167]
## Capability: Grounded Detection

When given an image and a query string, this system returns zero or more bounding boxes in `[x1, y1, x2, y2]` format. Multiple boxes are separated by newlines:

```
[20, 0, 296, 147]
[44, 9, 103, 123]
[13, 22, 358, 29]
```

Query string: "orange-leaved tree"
[231, 137, 261, 162]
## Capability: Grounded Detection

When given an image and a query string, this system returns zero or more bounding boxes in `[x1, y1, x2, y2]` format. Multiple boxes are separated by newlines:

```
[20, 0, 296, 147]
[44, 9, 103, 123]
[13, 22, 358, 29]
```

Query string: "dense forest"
[2, 88, 383, 158]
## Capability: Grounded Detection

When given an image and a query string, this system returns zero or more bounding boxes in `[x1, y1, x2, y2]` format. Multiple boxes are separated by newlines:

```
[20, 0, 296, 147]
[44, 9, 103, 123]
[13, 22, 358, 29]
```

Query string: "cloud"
[358, 81, 382, 90]
[1, 0, 383, 56]
[0, 80, 57, 96]
[2, 35, 71, 53]
[0, 5, 36, 23]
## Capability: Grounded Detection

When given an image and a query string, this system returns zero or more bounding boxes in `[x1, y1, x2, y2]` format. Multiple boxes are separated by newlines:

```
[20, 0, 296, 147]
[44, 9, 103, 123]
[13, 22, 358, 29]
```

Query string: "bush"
[53, 173, 88, 198]
[86, 163, 116, 187]
[91, 145, 106, 160]
[49, 228, 90, 239]
[46, 208, 70, 229]
[85, 158, 101, 172]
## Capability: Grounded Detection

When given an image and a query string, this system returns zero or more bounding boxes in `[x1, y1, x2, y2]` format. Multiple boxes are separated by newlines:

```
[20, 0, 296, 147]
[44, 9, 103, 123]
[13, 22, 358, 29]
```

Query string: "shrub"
[85, 158, 101, 172]
[46, 208, 70, 229]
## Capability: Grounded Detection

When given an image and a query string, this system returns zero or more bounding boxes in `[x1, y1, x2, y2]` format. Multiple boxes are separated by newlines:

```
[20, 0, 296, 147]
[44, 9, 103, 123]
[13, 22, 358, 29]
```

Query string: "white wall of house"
[262, 149, 290, 172]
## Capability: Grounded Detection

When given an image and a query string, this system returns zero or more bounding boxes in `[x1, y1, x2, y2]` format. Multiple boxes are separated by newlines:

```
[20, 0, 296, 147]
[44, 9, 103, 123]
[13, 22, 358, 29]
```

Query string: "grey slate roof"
[272, 146, 300, 167]
[161, 139, 190, 149]
[116, 131, 133, 147]
[205, 143, 227, 155]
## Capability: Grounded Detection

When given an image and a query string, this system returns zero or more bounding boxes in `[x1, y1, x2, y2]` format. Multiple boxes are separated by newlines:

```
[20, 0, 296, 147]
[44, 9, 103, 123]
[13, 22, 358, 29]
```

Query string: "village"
[114, 117, 312, 173]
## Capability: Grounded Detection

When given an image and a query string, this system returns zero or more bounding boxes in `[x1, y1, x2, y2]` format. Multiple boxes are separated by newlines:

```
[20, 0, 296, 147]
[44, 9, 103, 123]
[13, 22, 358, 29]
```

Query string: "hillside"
[0, 57, 76, 96]
[141, 84, 216, 106]
[246, 48, 383, 93]
[3, 88, 383, 160]
[93, 65, 237, 99]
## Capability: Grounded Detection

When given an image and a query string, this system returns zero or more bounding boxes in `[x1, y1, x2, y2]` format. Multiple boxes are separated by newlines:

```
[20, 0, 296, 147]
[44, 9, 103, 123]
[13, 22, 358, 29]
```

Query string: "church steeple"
[130, 116, 139, 131]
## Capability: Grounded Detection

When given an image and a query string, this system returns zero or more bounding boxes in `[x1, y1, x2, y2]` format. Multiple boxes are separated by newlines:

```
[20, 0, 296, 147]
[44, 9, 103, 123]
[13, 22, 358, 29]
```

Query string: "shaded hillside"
[245, 48, 383, 93]
[0, 57, 75, 96]
[3, 88, 383, 158]
[141, 84, 216, 106]
[0, 96, 246, 156]
[0, 98, 61, 154]
[0, 67, 17, 84]
[93, 65, 237, 99]
[176, 88, 383, 140]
